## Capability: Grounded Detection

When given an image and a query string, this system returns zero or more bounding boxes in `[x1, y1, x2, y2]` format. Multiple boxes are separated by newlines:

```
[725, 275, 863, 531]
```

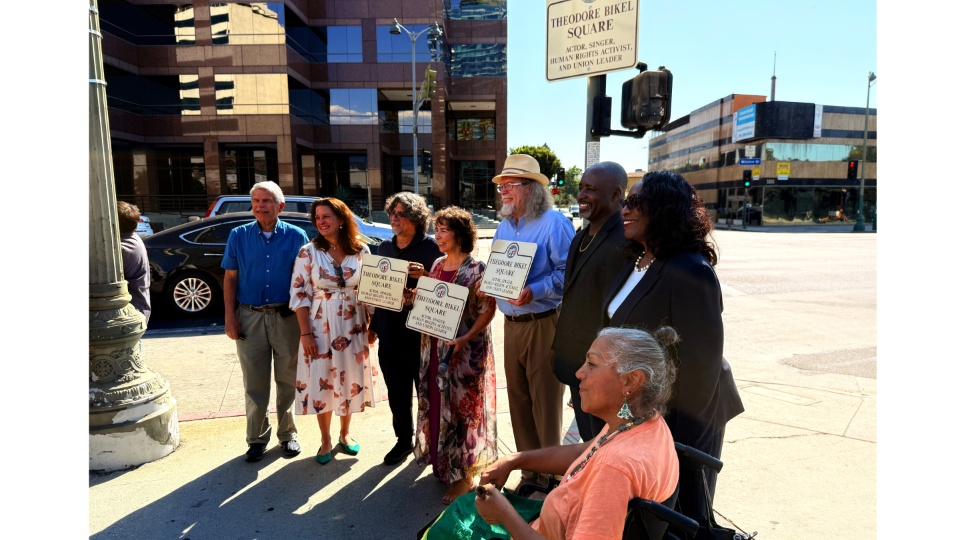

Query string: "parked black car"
[144, 213, 381, 317]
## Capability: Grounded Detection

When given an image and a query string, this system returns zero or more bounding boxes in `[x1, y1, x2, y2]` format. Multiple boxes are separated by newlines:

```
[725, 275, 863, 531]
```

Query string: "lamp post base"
[853, 217, 865, 232]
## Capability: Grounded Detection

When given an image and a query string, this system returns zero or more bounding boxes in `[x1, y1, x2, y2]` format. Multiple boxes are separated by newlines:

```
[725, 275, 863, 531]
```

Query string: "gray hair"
[597, 326, 679, 418]
[385, 192, 432, 235]
[250, 180, 284, 205]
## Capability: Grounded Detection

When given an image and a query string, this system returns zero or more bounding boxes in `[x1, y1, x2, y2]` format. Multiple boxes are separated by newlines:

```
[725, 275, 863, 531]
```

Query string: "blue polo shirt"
[222, 219, 309, 306]
[492, 209, 574, 317]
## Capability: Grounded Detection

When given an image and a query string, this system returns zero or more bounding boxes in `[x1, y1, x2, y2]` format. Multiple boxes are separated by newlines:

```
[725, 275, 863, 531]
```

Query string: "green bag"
[421, 490, 544, 540]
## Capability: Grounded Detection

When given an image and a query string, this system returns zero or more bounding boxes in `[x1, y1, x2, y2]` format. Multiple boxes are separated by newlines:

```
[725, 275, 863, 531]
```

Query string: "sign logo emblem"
[435, 284, 448, 298]
[507, 243, 519, 258]
[378, 259, 390, 272]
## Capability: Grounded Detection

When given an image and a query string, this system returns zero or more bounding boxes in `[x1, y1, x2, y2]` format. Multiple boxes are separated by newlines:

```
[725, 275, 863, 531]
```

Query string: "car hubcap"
[173, 277, 212, 312]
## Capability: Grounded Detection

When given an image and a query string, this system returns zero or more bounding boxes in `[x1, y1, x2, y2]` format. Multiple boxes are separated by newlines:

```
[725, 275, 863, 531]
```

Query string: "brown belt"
[503, 307, 558, 323]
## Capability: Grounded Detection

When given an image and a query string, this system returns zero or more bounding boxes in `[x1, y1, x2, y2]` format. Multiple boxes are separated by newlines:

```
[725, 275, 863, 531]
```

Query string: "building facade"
[100, 0, 508, 224]
[648, 94, 876, 226]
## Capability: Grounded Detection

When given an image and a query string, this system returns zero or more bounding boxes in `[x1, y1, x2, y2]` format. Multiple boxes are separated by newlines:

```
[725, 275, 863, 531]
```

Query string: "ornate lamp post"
[389, 19, 442, 197]
[89, 0, 179, 471]
[853, 71, 876, 232]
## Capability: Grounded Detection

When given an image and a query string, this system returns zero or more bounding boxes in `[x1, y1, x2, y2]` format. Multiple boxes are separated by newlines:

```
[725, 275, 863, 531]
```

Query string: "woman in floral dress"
[290, 198, 378, 465]
[413, 206, 498, 503]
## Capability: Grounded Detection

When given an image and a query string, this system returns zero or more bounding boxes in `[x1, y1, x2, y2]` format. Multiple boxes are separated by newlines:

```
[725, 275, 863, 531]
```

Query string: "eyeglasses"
[333, 265, 345, 288]
[621, 194, 643, 211]
[496, 181, 528, 193]
[389, 211, 407, 220]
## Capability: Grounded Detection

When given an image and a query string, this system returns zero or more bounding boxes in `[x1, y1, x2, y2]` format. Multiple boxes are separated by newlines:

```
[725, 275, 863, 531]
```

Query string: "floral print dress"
[414, 255, 498, 483]
[289, 242, 379, 416]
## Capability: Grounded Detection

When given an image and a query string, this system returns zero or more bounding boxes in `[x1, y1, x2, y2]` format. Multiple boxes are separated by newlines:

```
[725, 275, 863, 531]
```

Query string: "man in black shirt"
[369, 193, 442, 465]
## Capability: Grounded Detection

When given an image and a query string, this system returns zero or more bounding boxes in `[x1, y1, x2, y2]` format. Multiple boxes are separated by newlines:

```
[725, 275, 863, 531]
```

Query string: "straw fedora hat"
[491, 154, 550, 186]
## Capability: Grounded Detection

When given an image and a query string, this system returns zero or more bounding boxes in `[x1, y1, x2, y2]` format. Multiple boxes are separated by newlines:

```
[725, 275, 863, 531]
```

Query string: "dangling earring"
[617, 392, 634, 420]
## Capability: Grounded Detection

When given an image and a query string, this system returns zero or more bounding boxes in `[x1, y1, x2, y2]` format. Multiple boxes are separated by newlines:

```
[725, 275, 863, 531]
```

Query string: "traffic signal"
[557, 168, 566, 186]
[621, 65, 673, 132]
[421, 150, 433, 175]
[551, 188, 559, 195]
[591, 95, 612, 137]
[422, 68, 437, 100]
[742, 170, 751, 188]
[846, 160, 858, 180]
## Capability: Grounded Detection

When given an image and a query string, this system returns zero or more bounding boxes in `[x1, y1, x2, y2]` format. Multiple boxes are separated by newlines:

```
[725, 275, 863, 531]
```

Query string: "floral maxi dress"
[289, 242, 379, 416]
[414, 255, 498, 483]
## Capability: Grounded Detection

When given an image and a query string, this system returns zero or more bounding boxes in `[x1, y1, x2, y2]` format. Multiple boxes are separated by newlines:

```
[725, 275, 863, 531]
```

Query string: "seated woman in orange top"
[475, 326, 680, 540]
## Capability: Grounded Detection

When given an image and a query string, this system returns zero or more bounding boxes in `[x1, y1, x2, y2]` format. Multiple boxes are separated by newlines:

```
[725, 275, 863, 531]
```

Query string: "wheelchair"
[417, 441, 756, 539]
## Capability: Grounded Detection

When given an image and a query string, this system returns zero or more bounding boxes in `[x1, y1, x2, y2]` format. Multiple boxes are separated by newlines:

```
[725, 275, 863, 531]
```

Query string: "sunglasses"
[621, 193, 643, 211]
[389, 211, 407, 220]
[333, 265, 345, 288]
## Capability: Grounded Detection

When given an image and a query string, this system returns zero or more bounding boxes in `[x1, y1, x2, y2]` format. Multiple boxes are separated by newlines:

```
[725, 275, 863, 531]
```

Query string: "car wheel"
[167, 272, 219, 316]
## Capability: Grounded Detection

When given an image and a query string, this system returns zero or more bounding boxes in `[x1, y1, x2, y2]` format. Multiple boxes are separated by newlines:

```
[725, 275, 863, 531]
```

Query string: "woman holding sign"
[289, 198, 378, 465]
[414, 206, 498, 504]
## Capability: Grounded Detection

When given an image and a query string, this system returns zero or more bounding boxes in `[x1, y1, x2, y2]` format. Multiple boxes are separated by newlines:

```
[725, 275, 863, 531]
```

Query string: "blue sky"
[506, 0, 878, 173]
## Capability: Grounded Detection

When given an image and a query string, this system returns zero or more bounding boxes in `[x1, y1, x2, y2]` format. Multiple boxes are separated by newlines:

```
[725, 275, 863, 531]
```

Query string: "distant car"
[136, 215, 154, 237]
[568, 205, 579, 218]
[204, 195, 394, 242]
[559, 208, 574, 222]
[144, 212, 381, 317]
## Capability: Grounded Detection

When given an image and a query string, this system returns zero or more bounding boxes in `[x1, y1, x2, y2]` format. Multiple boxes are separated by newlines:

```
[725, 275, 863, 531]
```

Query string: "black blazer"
[603, 250, 744, 451]
[552, 212, 626, 384]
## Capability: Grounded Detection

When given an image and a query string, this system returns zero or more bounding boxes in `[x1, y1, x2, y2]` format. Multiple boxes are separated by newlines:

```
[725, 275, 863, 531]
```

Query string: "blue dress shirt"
[222, 219, 309, 306]
[492, 209, 574, 317]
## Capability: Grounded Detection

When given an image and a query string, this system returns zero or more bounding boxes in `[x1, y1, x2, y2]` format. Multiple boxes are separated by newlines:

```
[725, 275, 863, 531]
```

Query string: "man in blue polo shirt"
[485, 154, 574, 481]
[222, 181, 309, 462]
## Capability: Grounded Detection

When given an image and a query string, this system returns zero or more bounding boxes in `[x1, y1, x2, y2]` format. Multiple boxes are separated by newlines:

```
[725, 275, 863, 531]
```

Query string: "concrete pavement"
[89, 229, 877, 539]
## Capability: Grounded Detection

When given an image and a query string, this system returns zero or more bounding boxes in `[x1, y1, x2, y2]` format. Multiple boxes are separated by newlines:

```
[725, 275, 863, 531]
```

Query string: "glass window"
[210, 2, 285, 45]
[105, 66, 199, 115]
[155, 148, 207, 212]
[444, 0, 507, 20]
[451, 118, 495, 140]
[376, 25, 437, 63]
[99, 1, 195, 45]
[447, 44, 506, 77]
[286, 14, 362, 63]
[763, 142, 876, 163]
[193, 222, 242, 244]
[215, 74, 288, 115]
[330, 89, 378, 125]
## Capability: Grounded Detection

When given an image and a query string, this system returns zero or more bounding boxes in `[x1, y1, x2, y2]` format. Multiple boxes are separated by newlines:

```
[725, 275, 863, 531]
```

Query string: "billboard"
[732, 104, 756, 142]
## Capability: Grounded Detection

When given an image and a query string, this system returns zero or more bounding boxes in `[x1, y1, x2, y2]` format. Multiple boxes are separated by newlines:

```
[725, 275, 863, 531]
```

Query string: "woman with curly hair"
[413, 206, 498, 504]
[602, 170, 744, 521]
[289, 197, 379, 465]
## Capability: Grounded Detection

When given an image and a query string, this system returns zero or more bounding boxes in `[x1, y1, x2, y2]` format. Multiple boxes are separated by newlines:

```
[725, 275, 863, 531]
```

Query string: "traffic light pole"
[853, 72, 875, 232]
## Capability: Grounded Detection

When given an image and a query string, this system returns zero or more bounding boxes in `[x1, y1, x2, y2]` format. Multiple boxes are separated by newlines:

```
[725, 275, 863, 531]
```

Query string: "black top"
[369, 232, 442, 347]
[552, 212, 626, 384]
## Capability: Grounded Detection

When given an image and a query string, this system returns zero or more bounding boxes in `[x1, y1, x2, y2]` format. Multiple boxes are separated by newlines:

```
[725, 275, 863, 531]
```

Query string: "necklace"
[635, 252, 656, 273]
[579, 232, 597, 253]
[566, 414, 650, 480]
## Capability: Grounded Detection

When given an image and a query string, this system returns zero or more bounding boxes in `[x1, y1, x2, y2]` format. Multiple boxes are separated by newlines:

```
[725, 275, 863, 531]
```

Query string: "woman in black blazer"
[603, 170, 744, 520]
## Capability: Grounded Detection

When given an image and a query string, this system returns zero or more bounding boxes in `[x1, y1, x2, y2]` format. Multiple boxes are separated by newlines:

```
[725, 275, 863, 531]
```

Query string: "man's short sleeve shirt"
[222, 219, 309, 306]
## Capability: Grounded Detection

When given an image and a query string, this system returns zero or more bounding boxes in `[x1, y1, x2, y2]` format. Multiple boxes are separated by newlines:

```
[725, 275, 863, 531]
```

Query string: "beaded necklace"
[566, 413, 651, 480]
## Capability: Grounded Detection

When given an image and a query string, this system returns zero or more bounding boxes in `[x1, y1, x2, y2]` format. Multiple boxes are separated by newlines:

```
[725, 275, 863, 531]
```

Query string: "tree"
[509, 143, 561, 180]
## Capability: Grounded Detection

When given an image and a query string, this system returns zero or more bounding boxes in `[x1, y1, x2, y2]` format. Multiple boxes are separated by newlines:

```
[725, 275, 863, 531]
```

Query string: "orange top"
[531, 414, 679, 540]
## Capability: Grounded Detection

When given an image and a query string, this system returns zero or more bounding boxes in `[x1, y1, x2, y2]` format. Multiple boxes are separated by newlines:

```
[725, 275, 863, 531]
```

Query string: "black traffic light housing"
[846, 160, 858, 180]
[621, 64, 673, 132]
[557, 168, 566, 186]
[742, 170, 751, 188]
[421, 150, 433, 175]
[591, 96, 612, 137]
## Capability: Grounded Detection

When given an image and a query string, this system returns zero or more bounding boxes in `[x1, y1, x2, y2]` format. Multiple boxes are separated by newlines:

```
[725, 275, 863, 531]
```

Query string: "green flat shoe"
[339, 436, 360, 456]
[316, 448, 332, 465]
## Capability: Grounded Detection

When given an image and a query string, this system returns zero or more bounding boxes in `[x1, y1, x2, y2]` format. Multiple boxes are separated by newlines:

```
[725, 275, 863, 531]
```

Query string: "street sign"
[586, 141, 601, 168]
[739, 158, 761, 166]
[546, 0, 639, 82]
[777, 162, 790, 180]
[752, 167, 760, 180]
